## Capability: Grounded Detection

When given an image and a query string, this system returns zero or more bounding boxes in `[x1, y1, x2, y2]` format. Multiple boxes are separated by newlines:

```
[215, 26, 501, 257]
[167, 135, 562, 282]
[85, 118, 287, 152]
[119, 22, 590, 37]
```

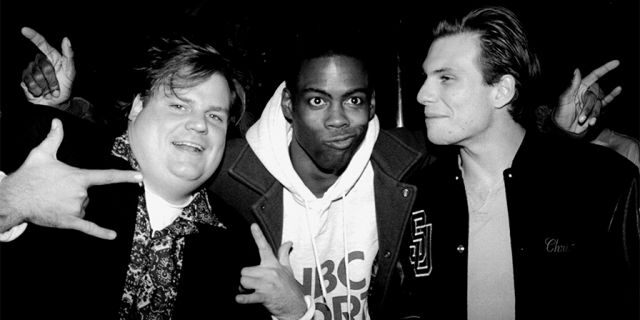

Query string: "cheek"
[294, 116, 321, 140]
[349, 108, 372, 125]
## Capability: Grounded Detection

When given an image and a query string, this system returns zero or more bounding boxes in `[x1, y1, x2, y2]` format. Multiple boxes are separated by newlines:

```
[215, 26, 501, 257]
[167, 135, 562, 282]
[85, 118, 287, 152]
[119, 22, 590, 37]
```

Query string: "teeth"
[173, 141, 204, 152]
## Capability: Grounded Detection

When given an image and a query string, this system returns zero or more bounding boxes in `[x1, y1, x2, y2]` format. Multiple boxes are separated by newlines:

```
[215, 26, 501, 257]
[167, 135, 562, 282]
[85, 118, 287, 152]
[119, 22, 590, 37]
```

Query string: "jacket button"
[402, 188, 410, 198]
[383, 250, 392, 258]
[455, 175, 460, 181]
[456, 245, 465, 253]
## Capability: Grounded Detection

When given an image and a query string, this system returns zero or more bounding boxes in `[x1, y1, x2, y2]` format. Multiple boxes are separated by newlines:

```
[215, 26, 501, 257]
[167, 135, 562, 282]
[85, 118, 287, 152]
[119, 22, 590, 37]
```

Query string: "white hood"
[246, 82, 379, 206]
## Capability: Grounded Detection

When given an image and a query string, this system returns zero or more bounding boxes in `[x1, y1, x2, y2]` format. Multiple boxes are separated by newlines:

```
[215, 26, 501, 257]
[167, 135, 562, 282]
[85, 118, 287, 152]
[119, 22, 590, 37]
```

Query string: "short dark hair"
[135, 35, 247, 127]
[433, 6, 541, 126]
[283, 26, 375, 95]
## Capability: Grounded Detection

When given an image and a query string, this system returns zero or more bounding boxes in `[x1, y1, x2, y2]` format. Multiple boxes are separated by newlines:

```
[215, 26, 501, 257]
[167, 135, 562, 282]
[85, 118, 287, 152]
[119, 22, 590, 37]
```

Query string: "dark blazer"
[0, 103, 268, 320]
[210, 128, 428, 319]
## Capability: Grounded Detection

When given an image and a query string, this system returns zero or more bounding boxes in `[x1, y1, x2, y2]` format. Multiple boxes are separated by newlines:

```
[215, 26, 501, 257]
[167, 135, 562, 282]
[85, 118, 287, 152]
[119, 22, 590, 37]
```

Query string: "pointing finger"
[80, 169, 143, 186]
[601, 86, 622, 107]
[581, 60, 620, 88]
[21, 26, 61, 62]
[65, 216, 116, 240]
[250, 223, 277, 265]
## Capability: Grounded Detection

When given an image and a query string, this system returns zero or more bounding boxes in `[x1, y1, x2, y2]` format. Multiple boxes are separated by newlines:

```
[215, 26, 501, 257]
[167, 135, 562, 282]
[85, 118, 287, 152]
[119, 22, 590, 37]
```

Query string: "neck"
[143, 182, 192, 206]
[288, 141, 340, 198]
[459, 119, 526, 189]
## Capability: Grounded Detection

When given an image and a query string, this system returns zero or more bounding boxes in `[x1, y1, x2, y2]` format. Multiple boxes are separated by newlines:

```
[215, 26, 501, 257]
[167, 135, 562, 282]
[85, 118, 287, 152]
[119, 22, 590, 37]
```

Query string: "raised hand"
[0, 119, 142, 239]
[236, 223, 308, 320]
[20, 26, 75, 107]
[554, 60, 622, 137]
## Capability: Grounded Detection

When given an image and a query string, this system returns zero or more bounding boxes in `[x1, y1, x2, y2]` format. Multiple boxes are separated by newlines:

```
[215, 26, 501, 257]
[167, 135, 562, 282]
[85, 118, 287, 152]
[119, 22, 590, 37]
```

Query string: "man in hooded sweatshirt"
[214, 30, 427, 319]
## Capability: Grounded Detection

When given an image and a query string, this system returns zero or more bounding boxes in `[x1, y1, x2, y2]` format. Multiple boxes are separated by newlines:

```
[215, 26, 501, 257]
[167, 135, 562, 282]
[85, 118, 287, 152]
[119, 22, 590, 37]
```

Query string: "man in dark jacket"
[401, 6, 639, 319]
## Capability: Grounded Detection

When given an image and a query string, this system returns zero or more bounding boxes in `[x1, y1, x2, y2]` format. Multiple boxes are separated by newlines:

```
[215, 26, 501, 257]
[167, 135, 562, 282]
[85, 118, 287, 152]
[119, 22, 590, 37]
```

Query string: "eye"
[207, 113, 226, 123]
[346, 97, 364, 106]
[308, 97, 326, 107]
[440, 75, 454, 82]
[170, 104, 187, 111]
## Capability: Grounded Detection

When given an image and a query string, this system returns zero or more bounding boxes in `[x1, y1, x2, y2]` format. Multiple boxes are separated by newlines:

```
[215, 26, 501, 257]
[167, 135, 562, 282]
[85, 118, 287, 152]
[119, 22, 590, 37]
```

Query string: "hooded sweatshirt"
[246, 82, 380, 319]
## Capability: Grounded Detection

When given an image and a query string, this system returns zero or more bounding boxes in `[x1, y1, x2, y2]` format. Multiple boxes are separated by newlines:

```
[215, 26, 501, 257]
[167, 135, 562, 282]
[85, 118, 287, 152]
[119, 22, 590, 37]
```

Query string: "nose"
[416, 79, 436, 106]
[326, 104, 349, 129]
[186, 113, 208, 134]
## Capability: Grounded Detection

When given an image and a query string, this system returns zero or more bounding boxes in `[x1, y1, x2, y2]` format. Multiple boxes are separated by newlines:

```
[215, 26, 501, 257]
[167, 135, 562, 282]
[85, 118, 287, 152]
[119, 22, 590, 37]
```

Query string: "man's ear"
[369, 91, 376, 120]
[493, 74, 516, 109]
[128, 94, 144, 121]
[281, 88, 293, 121]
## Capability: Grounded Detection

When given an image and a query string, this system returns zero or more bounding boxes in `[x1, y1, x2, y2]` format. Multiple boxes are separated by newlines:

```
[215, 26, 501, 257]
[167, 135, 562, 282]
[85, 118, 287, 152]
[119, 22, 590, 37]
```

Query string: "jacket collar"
[230, 129, 425, 194]
[371, 130, 425, 181]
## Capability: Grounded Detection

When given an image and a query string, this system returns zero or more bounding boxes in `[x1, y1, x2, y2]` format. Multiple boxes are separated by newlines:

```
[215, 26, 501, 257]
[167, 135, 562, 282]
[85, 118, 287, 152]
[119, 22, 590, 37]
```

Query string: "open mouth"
[172, 141, 205, 152]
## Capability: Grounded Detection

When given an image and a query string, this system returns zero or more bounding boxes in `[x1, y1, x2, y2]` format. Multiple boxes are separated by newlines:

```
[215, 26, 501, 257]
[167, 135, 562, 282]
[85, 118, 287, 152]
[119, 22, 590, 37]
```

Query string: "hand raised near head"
[20, 27, 75, 107]
[554, 60, 622, 137]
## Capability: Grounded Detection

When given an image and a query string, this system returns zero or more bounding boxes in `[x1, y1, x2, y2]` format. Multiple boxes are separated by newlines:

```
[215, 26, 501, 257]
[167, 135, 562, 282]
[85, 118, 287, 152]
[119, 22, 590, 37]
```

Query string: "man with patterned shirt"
[0, 30, 268, 320]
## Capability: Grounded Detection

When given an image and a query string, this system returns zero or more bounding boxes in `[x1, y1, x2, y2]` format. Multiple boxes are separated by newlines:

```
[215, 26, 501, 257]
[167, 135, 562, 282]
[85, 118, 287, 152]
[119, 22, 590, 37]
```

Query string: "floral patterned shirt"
[111, 134, 224, 320]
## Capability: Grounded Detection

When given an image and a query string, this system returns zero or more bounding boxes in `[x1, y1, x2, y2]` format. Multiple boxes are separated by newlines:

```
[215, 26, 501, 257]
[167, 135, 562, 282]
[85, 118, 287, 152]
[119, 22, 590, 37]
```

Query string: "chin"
[426, 131, 453, 146]
[170, 166, 210, 183]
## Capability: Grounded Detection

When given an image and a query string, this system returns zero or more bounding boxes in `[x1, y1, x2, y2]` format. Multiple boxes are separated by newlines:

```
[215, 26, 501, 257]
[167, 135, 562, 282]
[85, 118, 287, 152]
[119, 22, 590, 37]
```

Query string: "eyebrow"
[300, 87, 370, 96]
[431, 67, 454, 75]
[172, 95, 230, 113]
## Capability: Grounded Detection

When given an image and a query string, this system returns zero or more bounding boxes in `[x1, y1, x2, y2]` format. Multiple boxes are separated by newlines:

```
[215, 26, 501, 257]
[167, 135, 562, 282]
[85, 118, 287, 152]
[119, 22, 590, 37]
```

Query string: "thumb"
[37, 118, 64, 157]
[278, 241, 293, 269]
[565, 68, 582, 97]
[61, 37, 74, 59]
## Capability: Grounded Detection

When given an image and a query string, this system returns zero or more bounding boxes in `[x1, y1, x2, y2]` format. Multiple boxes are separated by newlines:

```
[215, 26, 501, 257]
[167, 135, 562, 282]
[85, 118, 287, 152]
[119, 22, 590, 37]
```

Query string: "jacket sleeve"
[619, 171, 640, 318]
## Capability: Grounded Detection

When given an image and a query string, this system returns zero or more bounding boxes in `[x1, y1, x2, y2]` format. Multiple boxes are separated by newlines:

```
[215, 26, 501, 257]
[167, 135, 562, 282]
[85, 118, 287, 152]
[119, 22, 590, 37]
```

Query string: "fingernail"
[579, 115, 586, 123]
[53, 90, 60, 97]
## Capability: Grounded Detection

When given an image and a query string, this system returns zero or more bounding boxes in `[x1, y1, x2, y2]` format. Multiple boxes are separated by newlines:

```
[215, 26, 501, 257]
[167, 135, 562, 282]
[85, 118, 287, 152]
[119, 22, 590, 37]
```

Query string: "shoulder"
[523, 133, 638, 186]
[379, 127, 428, 151]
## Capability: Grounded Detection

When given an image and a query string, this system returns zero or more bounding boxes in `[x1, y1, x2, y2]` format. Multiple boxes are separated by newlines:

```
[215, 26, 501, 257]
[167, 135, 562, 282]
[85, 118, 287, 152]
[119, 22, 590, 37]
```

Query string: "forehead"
[154, 73, 232, 110]
[296, 55, 370, 92]
[424, 33, 482, 75]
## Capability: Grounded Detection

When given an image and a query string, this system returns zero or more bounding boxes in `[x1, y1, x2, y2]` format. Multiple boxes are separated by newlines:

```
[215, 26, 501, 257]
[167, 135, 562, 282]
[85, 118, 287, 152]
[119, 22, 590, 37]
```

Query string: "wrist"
[276, 295, 315, 320]
[0, 172, 27, 231]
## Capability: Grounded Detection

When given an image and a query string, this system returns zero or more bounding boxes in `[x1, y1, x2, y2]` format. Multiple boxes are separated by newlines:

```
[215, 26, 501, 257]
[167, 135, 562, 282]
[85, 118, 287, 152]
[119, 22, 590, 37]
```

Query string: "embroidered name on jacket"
[544, 237, 576, 254]
[409, 210, 432, 277]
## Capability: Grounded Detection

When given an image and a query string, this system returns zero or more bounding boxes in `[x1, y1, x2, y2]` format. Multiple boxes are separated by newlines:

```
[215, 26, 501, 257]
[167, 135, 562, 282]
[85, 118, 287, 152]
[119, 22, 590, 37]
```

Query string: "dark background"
[1, 0, 638, 165]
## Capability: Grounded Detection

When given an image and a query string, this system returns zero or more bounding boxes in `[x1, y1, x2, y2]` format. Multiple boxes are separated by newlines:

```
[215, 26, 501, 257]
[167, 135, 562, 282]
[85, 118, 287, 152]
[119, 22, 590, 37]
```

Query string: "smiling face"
[128, 72, 231, 203]
[282, 55, 375, 175]
[416, 33, 496, 147]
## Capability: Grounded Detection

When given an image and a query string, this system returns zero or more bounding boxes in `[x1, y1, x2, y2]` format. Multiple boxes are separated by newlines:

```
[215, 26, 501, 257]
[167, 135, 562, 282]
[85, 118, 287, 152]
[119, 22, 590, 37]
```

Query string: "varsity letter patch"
[409, 210, 432, 277]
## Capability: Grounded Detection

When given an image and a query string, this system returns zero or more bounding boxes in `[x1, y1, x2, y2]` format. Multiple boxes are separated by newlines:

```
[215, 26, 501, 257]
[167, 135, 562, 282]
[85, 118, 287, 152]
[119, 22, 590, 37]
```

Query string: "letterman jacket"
[210, 128, 427, 319]
[401, 132, 640, 319]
